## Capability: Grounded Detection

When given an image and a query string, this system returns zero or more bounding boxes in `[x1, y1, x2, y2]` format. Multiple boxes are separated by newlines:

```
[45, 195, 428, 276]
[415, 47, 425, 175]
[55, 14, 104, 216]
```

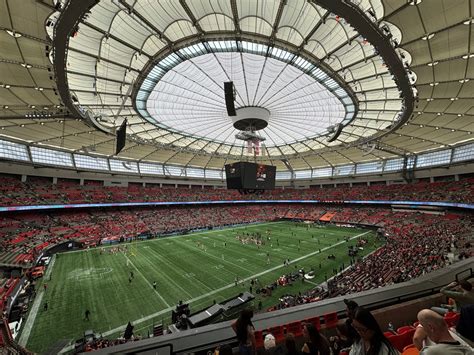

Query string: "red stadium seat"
[384, 331, 395, 338]
[304, 316, 321, 330]
[388, 328, 415, 352]
[397, 325, 414, 334]
[285, 321, 303, 338]
[444, 312, 460, 327]
[267, 325, 285, 343]
[323, 312, 338, 329]
[254, 330, 264, 349]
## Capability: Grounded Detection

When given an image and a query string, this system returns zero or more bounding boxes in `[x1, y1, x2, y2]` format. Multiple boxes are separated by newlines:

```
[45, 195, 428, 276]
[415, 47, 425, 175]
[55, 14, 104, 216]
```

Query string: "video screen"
[225, 162, 276, 190]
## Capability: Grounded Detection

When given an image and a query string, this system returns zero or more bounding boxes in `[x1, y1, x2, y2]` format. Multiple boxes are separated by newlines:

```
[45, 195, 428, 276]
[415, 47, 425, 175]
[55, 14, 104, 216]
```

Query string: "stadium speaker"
[115, 119, 127, 155]
[327, 123, 343, 142]
[224, 81, 236, 116]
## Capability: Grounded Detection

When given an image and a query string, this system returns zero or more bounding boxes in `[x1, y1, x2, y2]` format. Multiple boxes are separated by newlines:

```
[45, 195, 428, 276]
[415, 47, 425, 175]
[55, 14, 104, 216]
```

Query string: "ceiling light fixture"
[429, 82, 439, 86]
[408, 0, 422, 4]
[5, 29, 22, 38]
[435, 127, 439, 130]
[426, 98, 434, 101]
[3, 105, 9, 109]
[459, 79, 470, 83]
[427, 61, 438, 66]
[422, 33, 435, 40]
[20, 63, 32, 69]
[462, 54, 474, 59]
[463, 18, 474, 25]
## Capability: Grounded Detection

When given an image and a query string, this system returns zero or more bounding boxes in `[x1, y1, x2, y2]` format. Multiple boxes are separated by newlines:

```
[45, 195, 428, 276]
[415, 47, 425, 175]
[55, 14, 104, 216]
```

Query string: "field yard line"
[19, 254, 56, 347]
[63, 221, 285, 254]
[304, 279, 319, 286]
[138, 249, 195, 299]
[173, 238, 256, 275]
[98, 231, 371, 338]
[123, 253, 171, 308]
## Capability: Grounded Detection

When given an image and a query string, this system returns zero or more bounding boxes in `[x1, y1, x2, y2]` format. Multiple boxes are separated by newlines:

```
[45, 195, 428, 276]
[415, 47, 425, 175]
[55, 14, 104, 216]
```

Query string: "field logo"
[68, 267, 113, 281]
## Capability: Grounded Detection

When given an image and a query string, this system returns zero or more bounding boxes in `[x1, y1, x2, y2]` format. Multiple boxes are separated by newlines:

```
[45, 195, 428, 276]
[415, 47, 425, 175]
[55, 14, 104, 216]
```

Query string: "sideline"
[19, 255, 56, 346]
[98, 231, 371, 338]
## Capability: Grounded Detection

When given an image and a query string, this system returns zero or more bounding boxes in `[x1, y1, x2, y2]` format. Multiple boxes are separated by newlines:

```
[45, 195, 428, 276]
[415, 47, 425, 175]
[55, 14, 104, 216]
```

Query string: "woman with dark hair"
[285, 333, 302, 355]
[301, 323, 331, 355]
[349, 307, 399, 355]
[232, 309, 256, 355]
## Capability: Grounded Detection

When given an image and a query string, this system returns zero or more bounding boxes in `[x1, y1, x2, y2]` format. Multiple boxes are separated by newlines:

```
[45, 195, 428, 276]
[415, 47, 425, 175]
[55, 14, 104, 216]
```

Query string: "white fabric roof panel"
[0, 0, 471, 172]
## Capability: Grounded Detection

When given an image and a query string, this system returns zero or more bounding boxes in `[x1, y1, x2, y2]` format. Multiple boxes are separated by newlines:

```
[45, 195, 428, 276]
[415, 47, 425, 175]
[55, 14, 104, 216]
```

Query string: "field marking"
[98, 231, 371, 339]
[138, 249, 196, 298]
[67, 267, 113, 281]
[172, 238, 256, 275]
[123, 253, 171, 307]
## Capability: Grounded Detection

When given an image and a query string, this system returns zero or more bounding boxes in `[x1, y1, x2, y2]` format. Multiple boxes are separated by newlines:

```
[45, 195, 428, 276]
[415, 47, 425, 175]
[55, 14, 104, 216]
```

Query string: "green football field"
[23, 221, 380, 353]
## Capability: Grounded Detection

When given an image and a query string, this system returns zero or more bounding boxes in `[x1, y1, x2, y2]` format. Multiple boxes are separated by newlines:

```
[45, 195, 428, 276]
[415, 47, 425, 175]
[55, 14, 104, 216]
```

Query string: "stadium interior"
[0, 0, 473, 354]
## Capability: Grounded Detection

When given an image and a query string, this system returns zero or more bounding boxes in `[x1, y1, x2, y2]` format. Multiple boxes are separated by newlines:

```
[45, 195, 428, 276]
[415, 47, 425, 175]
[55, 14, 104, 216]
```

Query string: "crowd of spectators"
[0, 174, 472, 206]
[268, 211, 472, 312]
[0, 204, 302, 266]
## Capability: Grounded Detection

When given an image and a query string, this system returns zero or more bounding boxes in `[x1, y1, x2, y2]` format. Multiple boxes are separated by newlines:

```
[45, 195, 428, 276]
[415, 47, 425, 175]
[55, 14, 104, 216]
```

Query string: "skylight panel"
[74, 154, 109, 171]
[452, 143, 474, 162]
[312, 167, 332, 177]
[139, 162, 164, 175]
[0, 139, 29, 161]
[109, 159, 139, 173]
[31, 147, 73, 167]
[205, 169, 223, 179]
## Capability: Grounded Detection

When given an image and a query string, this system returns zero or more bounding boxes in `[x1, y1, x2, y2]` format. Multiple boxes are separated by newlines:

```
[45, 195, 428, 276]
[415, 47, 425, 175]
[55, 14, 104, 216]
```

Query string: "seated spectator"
[417, 309, 472, 354]
[440, 279, 474, 309]
[215, 344, 233, 355]
[349, 307, 399, 355]
[301, 323, 331, 355]
[285, 333, 302, 355]
[431, 297, 457, 316]
[330, 323, 354, 355]
[344, 299, 361, 345]
[231, 309, 256, 355]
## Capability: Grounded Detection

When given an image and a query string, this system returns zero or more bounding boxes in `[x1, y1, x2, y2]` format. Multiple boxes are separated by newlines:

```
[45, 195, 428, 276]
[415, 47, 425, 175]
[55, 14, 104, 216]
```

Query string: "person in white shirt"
[417, 309, 473, 355]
